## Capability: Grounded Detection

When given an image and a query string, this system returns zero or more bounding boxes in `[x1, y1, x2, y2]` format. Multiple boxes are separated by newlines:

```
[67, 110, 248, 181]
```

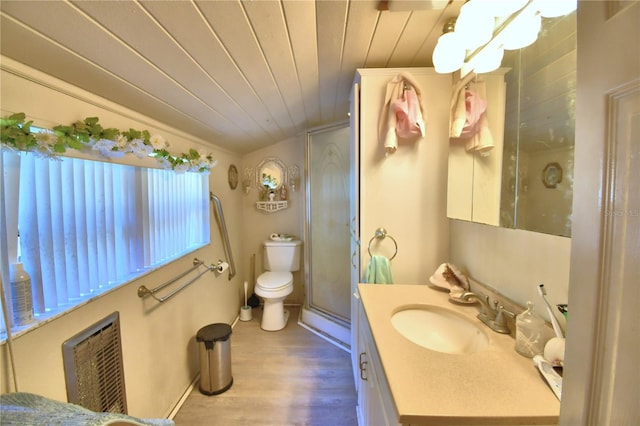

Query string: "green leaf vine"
[0, 112, 215, 173]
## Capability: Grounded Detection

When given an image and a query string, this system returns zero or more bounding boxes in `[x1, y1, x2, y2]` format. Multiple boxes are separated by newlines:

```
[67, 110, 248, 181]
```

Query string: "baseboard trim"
[167, 375, 199, 420]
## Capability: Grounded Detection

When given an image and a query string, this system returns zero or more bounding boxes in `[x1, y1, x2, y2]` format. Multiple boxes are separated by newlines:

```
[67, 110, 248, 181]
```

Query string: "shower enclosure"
[301, 121, 351, 348]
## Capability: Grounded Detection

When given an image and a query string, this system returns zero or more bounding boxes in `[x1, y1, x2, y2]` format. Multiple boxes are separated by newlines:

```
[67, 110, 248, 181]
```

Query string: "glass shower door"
[303, 122, 351, 342]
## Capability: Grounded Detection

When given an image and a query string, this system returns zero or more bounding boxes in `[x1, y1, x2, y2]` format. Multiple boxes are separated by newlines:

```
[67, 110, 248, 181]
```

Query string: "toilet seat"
[256, 271, 293, 292]
[255, 271, 294, 331]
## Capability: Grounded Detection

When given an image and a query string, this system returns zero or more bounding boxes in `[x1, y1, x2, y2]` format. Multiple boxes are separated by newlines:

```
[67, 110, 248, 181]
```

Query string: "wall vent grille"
[62, 311, 128, 414]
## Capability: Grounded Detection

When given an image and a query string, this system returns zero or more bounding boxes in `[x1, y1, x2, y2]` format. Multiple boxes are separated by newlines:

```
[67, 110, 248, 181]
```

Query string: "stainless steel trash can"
[196, 323, 233, 395]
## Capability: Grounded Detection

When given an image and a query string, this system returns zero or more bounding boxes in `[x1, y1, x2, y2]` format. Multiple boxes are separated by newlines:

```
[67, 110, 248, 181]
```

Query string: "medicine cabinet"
[446, 12, 576, 237]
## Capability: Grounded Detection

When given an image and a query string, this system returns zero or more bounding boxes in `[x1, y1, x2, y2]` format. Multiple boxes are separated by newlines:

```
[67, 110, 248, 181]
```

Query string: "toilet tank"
[263, 240, 302, 272]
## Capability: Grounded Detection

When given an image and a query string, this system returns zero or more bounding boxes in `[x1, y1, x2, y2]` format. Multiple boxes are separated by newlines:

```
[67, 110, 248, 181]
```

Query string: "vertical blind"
[0, 149, 209, 334]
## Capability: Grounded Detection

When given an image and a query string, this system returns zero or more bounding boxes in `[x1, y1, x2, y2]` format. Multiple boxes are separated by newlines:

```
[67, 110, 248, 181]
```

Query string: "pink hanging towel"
[459, 89, 487, 138]
[379, 73, 426, 155]
[393, 85, 426, 139]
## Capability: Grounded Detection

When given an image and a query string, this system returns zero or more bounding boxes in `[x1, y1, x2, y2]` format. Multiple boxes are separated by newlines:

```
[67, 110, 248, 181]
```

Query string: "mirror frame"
[255, 157, 288, 191]
[228, 164, 239, 190]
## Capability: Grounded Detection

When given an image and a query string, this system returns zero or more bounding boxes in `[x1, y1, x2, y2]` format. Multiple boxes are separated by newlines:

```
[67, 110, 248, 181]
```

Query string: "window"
[0, 149, 210, 337]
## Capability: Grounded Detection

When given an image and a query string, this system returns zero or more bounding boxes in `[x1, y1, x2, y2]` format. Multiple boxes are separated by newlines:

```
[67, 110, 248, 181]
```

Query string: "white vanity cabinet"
[356, 295, 399, 426]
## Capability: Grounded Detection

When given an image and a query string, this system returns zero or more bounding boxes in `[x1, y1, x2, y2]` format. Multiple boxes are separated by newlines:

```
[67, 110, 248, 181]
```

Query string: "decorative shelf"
[256, 201, 288, 213]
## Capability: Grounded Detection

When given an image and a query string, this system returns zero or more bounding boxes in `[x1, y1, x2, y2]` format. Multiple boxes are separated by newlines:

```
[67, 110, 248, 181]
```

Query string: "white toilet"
[255, 239, 302, 331]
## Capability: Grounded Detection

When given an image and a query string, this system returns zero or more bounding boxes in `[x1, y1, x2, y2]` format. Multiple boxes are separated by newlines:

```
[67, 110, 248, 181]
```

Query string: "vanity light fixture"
[432, 18, 465, 74]
[242, 179, 251, 194]
[432, 0, 576, 76]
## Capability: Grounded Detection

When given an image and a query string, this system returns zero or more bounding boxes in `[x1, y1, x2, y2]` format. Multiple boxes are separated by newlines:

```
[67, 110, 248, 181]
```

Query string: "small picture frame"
[542, 162, 563, 189]
[228, 164, 238, 190]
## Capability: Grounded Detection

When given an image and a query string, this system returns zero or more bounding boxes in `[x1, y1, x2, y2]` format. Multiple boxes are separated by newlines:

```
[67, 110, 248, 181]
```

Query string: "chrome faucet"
[459, 292, 515, 334]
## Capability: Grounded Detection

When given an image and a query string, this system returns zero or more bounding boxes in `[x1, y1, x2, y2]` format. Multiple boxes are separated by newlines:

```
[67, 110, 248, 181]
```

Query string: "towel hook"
[367, 227, 398, 260]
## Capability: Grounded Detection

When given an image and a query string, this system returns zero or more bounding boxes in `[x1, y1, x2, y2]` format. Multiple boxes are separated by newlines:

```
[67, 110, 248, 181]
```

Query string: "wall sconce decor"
[243, 168, 253, 194]
[432, 0, 577, 76]
[288, 165, 300, 192]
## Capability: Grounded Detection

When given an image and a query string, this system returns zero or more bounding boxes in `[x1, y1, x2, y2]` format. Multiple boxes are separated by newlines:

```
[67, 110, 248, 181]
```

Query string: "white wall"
[356, 68, 451, 284]
[240, 135, 306, 303]
[0, 58, 244, 418]
[449, 220, 571, 325]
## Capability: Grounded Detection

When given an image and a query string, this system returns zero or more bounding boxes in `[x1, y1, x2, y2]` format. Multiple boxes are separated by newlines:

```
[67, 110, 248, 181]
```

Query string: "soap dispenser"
[9, 262, 34, 325]
[515, 301, 549, 358]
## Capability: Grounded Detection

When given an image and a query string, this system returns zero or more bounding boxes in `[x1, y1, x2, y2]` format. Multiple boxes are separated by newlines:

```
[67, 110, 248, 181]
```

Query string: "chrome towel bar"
[138, 257, 214, 303]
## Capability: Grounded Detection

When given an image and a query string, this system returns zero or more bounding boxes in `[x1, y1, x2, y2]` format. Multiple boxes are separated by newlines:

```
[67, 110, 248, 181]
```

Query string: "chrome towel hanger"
[367, 227, 398, 260]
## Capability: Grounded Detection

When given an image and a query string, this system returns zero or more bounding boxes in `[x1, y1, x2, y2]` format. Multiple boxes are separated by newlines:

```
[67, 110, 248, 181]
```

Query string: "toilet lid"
[257, 271, 293, 291]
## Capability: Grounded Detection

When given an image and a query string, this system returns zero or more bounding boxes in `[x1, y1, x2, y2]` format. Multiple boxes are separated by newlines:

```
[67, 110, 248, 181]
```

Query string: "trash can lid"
[196, 323, 232, 343]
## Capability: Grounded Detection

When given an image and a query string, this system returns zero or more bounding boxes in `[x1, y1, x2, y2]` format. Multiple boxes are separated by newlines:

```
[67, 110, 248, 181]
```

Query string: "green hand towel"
[365, 255, 393, 284]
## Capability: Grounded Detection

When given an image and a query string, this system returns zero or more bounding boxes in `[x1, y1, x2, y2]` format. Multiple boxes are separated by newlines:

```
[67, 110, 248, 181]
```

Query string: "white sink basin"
[391, 305, 489, 354]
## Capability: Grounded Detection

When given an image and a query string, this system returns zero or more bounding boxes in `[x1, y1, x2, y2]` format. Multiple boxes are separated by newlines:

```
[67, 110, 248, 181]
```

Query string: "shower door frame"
[300, 120, 351, 349]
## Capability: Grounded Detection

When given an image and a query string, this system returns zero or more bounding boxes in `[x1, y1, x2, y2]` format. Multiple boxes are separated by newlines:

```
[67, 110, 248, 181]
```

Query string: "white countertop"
[358, 283, 560, 425]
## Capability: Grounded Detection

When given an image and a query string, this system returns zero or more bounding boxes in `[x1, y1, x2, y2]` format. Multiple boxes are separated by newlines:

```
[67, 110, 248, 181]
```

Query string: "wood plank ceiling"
[0, 0, 464, 154]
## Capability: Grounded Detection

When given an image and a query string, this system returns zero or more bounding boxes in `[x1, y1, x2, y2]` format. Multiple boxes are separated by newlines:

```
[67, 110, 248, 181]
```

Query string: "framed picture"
[228, 164, 238, 190]
[542, 162, 563, 188]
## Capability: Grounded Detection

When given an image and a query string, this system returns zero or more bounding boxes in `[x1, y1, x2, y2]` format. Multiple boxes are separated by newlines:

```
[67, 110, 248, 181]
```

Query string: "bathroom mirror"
[447, 12, 576, 238]
[251, 157, 293, 212]
[446, 69, 509, 227]
[256, 157, 287, 191]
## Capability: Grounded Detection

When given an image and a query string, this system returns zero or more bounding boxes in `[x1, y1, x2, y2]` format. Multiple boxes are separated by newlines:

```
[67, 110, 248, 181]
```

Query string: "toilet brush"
[240, 281, 252, 321]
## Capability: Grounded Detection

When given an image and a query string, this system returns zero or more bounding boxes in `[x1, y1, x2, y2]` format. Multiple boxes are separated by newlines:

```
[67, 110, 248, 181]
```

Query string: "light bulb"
[454, 1, 495, 50]
[502, 12, 541, 50]
[432, 32, 466, 74]
[474, 47, 505, 73]
[476, 0, 529, 17]
[534, 0, 577, 18]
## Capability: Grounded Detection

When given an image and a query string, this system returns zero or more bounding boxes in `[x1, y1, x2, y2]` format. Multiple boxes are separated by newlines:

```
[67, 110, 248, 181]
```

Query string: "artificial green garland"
[0, 113, 215, 173]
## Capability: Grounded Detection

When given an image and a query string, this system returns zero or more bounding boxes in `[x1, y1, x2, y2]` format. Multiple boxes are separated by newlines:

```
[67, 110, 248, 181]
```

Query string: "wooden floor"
[173, 306, 358, 426]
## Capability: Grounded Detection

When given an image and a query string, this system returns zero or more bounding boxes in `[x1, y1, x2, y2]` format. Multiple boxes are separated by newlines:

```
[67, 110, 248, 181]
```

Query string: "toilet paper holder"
[214, 260, 230, 274]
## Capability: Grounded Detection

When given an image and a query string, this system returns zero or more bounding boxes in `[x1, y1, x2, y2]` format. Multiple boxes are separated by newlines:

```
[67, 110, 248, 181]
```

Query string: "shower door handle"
[350, 216, 360, 246]
[359, 352, 368, 381]
[350, 216, 360, 270]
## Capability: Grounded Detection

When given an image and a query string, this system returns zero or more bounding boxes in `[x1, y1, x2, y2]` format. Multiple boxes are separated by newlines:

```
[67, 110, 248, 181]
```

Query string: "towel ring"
[367, 227, 398, 260]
